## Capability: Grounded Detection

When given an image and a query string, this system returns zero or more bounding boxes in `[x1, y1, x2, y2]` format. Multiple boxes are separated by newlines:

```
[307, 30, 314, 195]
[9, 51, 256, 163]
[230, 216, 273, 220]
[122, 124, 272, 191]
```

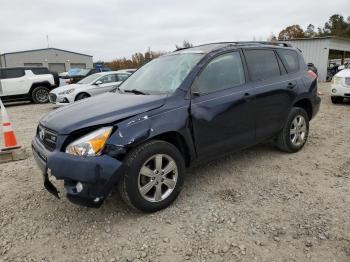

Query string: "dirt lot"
[0, 83, 349, 262]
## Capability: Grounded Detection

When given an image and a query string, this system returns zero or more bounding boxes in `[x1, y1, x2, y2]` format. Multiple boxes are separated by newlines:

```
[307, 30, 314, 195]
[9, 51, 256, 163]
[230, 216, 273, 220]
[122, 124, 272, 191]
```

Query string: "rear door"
[243, 48, 298, 142]
[0, 68, 28, 96]
[190, 51, 256, 160]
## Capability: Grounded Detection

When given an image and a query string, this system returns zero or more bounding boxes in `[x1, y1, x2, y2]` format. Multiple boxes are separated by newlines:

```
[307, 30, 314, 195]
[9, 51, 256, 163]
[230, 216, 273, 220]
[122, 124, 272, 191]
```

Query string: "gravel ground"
[0, 83, 349, 262]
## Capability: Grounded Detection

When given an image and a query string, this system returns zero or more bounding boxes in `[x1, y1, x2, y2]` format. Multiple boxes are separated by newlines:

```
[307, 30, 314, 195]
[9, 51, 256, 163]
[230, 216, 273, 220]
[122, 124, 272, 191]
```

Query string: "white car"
[330, 63, 350, 104]
[49, 71, 130, 106]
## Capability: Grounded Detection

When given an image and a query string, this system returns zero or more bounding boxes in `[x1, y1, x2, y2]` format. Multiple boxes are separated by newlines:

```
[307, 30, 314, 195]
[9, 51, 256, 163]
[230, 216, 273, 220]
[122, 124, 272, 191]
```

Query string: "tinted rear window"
[244, 49, 281, 81]
[31, 67, 50, 75]
[1, 69, 25, 79]
[277, 49, 299, 73]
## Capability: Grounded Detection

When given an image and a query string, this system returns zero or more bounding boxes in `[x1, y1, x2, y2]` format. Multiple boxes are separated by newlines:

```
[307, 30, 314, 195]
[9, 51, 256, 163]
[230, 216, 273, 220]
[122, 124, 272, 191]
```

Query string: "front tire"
[118, 140, 185, 212]
[331, 96, 343, 104]
[32, 86, 50, 104]
[276, 107, 309, 153]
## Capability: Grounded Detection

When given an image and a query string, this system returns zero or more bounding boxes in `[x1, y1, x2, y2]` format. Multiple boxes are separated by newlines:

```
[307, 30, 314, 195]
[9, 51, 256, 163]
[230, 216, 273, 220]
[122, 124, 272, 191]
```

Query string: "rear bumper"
[312, 96, 321, 119]
[32, 136, 124, 207]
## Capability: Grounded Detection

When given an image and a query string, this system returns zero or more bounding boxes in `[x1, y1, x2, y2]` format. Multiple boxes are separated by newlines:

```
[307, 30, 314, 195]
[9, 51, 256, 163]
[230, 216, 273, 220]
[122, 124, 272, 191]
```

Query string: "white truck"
[0, 67, 58, 103]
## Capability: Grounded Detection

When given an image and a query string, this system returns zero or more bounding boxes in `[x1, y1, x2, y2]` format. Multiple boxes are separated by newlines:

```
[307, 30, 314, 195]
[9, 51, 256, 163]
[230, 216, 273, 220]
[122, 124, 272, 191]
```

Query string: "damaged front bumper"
[31, 136, 124, 207]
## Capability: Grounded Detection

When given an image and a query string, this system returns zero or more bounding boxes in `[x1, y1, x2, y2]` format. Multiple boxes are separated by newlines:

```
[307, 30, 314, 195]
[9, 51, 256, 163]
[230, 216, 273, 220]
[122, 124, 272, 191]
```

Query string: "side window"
[98, 74, 115, 84]
[2, 69, 25, 79]
[117, 74, 130, 81]
[277, 49, 299, 73]
[0, 69, 4, 80]
[31, 68, 50, 75]
[196, 52, 245, 94]
[244, 49, 281, 81]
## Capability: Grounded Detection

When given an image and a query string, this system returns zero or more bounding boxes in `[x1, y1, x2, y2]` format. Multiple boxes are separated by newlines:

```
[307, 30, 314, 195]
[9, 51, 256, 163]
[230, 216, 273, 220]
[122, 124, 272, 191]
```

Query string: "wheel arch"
[75, 92, 91, 101]
[151, 131, 192, 167]
[29, 81, 52, 96]
[293, 98, 313, 120]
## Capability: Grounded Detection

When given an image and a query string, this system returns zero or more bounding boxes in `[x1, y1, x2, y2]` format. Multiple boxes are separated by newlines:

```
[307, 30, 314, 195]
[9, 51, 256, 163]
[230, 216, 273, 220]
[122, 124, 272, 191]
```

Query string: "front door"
[190, 51, 256, 160]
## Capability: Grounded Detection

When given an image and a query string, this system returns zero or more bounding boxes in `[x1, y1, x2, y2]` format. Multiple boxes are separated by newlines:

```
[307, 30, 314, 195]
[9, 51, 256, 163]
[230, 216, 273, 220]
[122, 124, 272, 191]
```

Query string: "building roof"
[280, 36, 350, 42]
[0, 48, 92, 57]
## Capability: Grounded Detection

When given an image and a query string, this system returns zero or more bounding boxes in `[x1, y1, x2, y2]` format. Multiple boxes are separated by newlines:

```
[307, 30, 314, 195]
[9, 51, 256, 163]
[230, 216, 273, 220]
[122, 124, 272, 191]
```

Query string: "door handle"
[286, 83, 296, 89]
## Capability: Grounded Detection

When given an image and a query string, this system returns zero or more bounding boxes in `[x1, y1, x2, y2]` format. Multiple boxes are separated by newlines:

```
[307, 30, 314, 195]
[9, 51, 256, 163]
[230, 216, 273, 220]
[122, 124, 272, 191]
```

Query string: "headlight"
[65, 127, 113, 156]
[58, 88, 75, 95]
[332, 76, 343, 85]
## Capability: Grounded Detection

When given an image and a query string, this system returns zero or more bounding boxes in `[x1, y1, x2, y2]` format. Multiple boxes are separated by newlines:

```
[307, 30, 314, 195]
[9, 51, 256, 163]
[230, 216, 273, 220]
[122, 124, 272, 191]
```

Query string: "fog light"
[76, 182, 83, 193]
[332, 89, 337, 93]
[93, 197, 100, 203]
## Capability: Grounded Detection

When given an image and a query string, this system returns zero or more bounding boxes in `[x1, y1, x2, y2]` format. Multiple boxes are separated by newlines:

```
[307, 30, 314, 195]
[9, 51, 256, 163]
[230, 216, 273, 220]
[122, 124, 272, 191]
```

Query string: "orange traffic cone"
[0, 98, 20, 151]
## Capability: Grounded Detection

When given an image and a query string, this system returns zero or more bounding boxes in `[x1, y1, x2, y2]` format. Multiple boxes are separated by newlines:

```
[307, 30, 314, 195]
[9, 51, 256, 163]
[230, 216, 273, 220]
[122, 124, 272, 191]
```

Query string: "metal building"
[281, 36, 350, 81]
[0, 48, 93, 73]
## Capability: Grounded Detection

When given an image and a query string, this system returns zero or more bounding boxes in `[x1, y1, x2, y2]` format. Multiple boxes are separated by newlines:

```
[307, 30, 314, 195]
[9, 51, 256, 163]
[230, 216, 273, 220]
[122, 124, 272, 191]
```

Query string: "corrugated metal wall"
[283, 38, 330, 81]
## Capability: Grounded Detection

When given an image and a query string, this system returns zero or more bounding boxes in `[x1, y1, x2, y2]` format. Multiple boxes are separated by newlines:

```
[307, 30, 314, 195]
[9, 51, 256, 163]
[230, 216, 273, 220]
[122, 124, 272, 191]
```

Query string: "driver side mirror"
[94, 80, 103, 85]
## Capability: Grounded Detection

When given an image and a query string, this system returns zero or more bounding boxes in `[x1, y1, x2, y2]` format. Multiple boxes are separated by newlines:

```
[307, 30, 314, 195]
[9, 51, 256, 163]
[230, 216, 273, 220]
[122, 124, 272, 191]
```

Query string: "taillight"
[307, 70, 317, 79]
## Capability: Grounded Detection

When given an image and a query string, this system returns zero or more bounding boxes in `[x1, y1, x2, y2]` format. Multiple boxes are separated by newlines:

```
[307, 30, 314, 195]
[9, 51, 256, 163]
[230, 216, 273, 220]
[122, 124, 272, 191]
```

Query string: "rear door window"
[31, 68, 50, 75]
[244, 49, 281, 81]
[196, 52, 245, 94]
[277, 49, 299, 73]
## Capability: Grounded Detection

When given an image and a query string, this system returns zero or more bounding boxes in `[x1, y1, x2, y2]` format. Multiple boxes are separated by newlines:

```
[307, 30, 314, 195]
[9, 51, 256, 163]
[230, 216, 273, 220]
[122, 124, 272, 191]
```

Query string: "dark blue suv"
[32, 42, 321, 212]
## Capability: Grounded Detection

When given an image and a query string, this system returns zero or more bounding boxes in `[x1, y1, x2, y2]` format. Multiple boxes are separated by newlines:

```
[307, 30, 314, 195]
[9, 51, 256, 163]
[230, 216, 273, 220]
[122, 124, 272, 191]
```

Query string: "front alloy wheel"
[138, 154, 178, 202]
[118, 140, 185, 212]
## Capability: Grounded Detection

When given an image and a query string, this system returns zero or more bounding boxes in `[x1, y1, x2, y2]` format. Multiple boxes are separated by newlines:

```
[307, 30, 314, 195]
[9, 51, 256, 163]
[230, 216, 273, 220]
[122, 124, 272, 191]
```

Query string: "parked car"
[330, 63, 350, 103]
[32, 42, 320, 212]
[0, 67, 57, 103]
[66, 68, 111, 84]
[49, 71, 131, 106]
[307, 63, 318, 76]
[117, 68, 137, 74]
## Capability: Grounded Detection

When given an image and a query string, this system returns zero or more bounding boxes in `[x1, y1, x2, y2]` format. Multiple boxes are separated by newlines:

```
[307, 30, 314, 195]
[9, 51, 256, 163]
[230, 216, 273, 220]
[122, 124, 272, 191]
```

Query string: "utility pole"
[46, 35, 50, 48]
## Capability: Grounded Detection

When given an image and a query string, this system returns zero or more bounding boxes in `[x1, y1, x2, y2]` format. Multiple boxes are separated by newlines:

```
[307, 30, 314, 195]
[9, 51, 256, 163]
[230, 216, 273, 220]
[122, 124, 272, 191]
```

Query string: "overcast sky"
[0, 0, 349, 61]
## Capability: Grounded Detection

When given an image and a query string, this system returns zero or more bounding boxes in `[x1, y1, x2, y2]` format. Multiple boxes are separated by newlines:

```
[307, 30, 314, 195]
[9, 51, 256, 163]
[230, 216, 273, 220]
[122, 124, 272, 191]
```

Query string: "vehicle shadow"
[95, 141, 279, 216]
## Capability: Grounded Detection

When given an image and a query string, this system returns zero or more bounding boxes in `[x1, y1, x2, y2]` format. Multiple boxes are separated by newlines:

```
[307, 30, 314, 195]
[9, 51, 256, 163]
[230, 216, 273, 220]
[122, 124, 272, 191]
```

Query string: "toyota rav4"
[32, 42, 321, 212]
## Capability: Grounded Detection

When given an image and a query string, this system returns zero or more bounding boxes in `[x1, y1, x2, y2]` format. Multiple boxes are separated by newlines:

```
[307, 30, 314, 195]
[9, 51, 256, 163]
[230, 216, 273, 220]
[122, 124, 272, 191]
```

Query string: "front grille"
[37, 125, 58, 151]
[345, 78, 350, 86]
[49, 93, 57, 103]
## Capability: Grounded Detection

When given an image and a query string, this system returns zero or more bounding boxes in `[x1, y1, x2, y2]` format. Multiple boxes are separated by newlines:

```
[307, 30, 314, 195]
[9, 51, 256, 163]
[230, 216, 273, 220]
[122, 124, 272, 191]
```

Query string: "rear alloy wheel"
[118, 140, 185, 212]
[276, 107, 309, 153]
[331, 96, 344, 104]
[32, 86, 50, 104]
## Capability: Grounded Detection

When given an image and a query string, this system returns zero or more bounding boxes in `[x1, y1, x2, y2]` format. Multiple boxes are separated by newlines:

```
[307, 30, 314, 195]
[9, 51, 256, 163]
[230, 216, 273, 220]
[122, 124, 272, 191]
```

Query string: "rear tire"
[31, 86, 50, 104]
[75, 93, 90, 101]
[331, 96, 343, 104]
[276, 107, 309, 153]
[118, 140, 185, 212]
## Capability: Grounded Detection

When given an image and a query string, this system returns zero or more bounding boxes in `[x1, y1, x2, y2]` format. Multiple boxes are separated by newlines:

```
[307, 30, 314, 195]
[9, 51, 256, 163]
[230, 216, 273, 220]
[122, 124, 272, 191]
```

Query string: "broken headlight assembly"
[65, 127, 113, 156]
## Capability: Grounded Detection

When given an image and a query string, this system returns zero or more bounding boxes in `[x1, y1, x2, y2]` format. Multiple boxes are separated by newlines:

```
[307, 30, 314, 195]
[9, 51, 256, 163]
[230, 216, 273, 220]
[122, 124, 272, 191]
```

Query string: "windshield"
[119, 53, 204, 94]
[346, 63, 350, 69]
[77, 73, 101, 84]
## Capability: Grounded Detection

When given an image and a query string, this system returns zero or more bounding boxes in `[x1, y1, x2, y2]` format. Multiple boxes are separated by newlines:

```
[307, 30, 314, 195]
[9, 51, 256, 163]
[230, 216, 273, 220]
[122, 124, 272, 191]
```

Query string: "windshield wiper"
[123, 89, 149, 95]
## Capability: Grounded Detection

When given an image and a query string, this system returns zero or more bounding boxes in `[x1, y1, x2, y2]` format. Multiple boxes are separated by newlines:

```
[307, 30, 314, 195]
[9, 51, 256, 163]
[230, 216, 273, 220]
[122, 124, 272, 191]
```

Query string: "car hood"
[40, 92, 167, 134]
[50, 83, 90, 94]
[335, 69, 350, 77]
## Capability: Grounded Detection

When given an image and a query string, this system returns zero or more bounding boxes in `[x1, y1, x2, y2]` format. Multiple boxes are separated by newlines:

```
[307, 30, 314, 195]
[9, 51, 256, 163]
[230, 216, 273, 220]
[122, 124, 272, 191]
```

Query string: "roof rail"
[232, 41, 292, 47]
